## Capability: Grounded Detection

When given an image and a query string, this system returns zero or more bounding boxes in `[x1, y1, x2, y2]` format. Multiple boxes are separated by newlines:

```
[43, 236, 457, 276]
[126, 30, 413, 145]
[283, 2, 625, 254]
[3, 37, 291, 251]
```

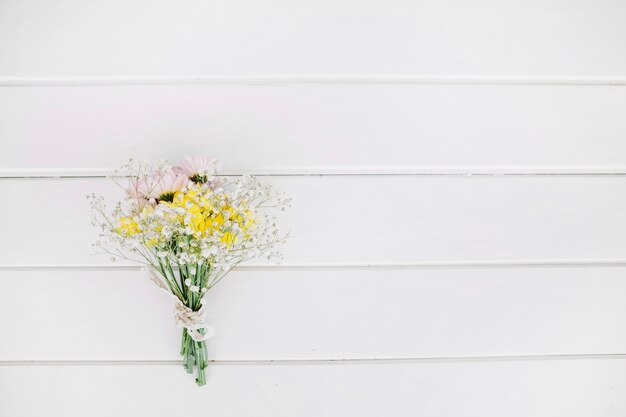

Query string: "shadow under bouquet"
[88, 157, 290, 385]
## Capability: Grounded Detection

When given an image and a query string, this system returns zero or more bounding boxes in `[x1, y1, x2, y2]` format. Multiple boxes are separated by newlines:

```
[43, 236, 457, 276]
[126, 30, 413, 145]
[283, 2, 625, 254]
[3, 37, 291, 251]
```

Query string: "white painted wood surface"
[1, 0, 625, 77]
[2, 177, 626, 265]
[2, 0, 626, 414]
[1, 267, 625, 361]
[1, 359, 625, 417]
[1, 85, 626, 172]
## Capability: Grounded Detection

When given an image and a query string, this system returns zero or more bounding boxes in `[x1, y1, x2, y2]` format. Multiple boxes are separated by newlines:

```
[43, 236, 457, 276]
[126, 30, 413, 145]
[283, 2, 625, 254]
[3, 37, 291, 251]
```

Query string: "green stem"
[157, 257, 185, 301]
[178, 265, 213, 386]
[164, 257, 185, 301]
[180, 328, 187, 357]
[195, 340, 207, 386]
[185, 333, 194, 374]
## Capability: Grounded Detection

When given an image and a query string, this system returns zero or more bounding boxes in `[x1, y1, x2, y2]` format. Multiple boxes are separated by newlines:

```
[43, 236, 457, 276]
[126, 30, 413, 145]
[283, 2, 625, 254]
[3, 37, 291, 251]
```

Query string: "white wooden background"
[1, 1, 626, 415]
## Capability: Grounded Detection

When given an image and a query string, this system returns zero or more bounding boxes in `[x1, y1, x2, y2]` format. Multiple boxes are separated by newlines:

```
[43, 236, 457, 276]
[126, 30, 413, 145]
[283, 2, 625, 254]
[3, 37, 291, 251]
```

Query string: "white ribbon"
[174, 301, 216, 342]
[143, 267, 215, 342]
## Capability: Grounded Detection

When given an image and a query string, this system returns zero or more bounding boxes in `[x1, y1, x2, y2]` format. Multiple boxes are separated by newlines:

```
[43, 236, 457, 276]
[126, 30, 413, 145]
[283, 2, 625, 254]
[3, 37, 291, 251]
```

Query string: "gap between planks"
[3, 354, 626, 367]
[2, 260, 626, 271]
[3, 166, 626, 178]
[2, 75, 626, 87]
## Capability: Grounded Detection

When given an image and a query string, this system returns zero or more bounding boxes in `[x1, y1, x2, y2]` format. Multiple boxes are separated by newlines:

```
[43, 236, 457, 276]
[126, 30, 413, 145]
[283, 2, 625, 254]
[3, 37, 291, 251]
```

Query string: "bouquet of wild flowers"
[88, 157, 290, 385]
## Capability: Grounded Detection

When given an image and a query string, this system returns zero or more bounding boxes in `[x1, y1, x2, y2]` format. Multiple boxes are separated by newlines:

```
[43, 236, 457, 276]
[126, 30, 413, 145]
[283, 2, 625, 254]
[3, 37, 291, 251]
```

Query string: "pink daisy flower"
[175, 156, 220, 184]
[146, 171, 188, 203]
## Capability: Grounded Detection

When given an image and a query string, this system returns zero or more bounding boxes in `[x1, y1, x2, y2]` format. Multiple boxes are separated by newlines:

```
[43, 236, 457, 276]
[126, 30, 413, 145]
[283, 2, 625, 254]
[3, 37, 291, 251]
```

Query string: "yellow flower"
[162, 183, 257, 244]
[115, 216, 140, 236]
[221, 231, 236, 248]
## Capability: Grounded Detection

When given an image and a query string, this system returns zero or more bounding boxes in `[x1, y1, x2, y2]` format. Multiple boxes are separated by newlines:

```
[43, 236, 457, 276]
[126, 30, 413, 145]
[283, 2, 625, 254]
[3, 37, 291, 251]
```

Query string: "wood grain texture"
[1, 359, 625, 417]
[1, 176, 626, 266]
[1, 0, 625, 77]
[1, 267, 625, 361]
[1, 84, 626, 172]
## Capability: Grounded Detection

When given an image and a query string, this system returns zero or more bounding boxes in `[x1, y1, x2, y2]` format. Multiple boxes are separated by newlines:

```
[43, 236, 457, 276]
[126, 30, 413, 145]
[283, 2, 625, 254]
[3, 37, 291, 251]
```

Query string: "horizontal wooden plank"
[1, 176, 626, 265]
[1, 359, 625, 417]
[1, 85, 626, 171]
[1, 1, 625, 77]
[1, 267, 625, 361]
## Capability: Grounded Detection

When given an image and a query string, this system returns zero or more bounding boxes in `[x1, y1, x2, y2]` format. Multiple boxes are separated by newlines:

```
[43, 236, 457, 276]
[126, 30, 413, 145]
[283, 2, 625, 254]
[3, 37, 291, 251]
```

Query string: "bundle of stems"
[156, 257, 222, 386]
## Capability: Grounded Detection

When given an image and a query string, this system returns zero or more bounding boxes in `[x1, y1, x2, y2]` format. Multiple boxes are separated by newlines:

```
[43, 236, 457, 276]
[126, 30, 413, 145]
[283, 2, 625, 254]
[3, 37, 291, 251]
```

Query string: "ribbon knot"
[143, 267, 215, 342]
[174, 302, 215, 342]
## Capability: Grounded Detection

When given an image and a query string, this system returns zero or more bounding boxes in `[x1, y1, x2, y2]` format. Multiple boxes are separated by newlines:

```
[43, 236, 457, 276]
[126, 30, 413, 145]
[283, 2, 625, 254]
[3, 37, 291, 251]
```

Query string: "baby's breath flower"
[89, 157, 289, 275]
